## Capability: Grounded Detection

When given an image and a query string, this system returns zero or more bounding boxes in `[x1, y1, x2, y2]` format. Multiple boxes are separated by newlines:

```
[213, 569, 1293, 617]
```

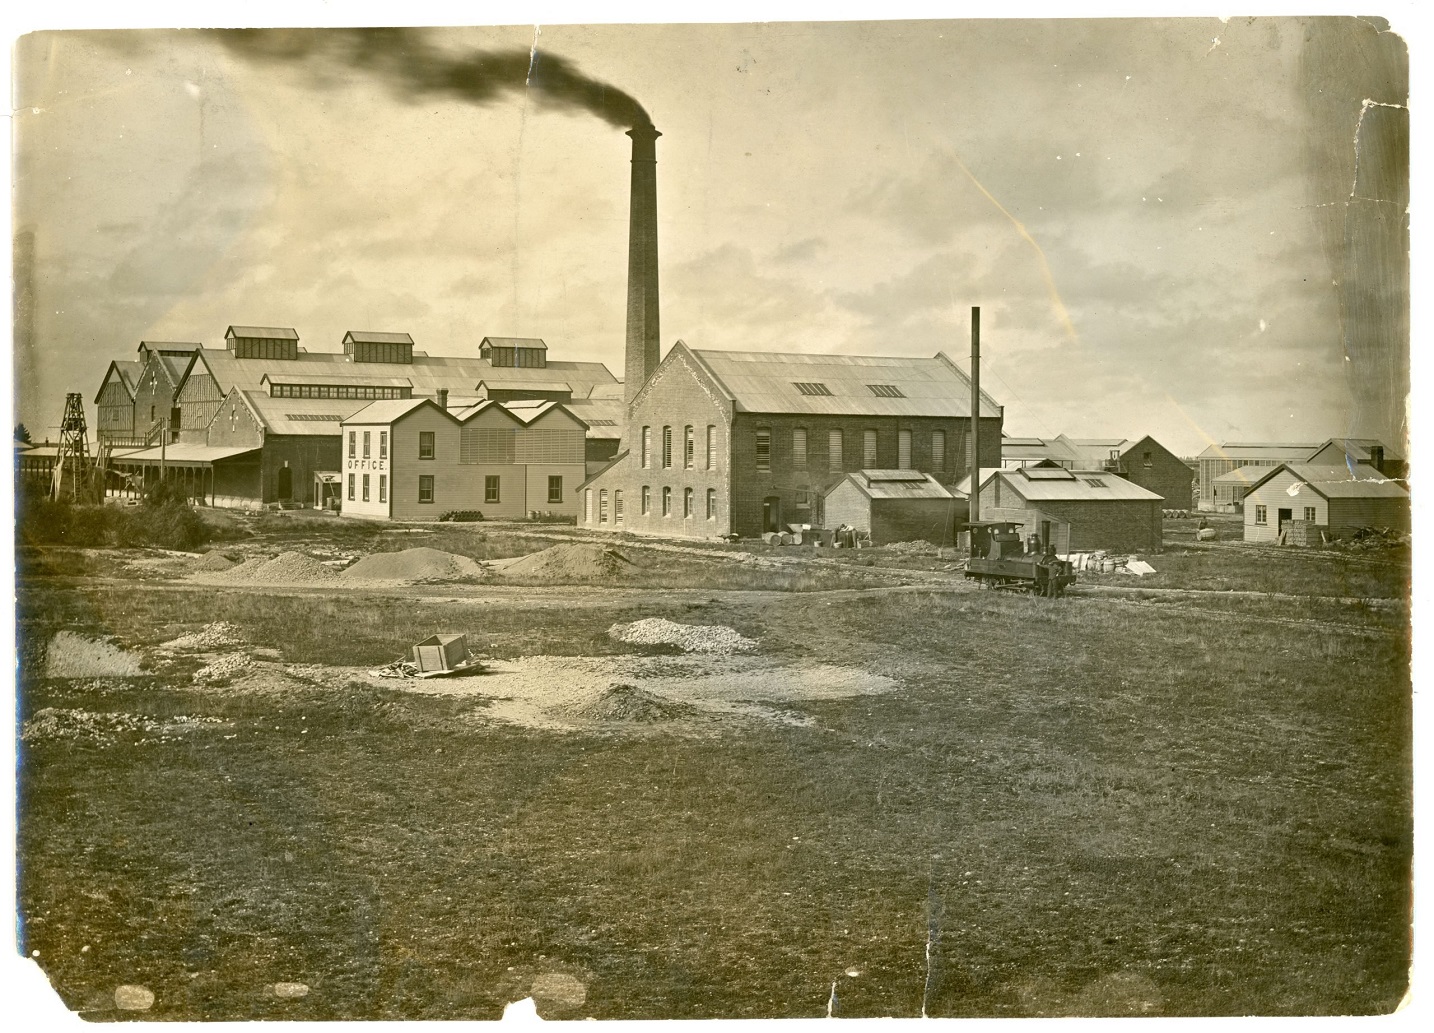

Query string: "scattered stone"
[271, 982, 310, 999]
[608, 618, 756, 654]
[530, 972, 587, 1007]
[159, 621, 245, 651]
[114, 985, 155, 1011]
[193, 653, 254, 684]
[44, 632, 144, 678]
[555, 684, 700, 723]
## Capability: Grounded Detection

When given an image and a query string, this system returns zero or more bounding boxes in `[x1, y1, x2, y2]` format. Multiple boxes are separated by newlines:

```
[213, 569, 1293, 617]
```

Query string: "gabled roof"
[226, 325, 299, 340]
[1213, 464, 1270, 486]
[499, 399, 589, 429]
[1308, 437, 1402, 462]
[476, 379, 572, 395]
[340, 398, 433, 426]
[1001, 436, 1083, 464]
[481, 337, 548, 351]
[343, 330, 414, 345]
[94, 360, 144, 403]
[578, 449, 630, 492]
[828, 469, 956, 501]
[138, 340, 202, 354]
[1196, 441, 1321, 461]
[962, 466, 1163, 502]
[682, 344, 1001, 418]
[1245, 463, 1410, 500]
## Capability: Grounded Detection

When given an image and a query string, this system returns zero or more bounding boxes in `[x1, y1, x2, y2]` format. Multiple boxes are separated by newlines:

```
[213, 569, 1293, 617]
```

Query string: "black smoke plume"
[209, 27, 652, 130]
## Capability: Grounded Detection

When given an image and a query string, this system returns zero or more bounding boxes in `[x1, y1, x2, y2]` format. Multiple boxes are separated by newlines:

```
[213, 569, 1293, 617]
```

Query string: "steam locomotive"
[964, 521, 1076, 597]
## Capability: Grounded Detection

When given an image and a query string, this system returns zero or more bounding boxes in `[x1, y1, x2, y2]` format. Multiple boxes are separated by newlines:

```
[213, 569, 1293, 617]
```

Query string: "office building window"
[898, 429, 912, 469]
[348, 431, 356, 457]
[363, 431, 371, 459]
[418, 475, 434, 503]
[641, 485, 651, 515]
[548, 476, 563, 503]
[863, 429, 878, 466]
[684, 487, 693, 517]
[793, 427, 807, 467]
[684, 426, 695, 469]
[347, 473, 355, 501]
[662, 426, 673, 469]
[707, 488, 717, 519]
[829, 429, 843, 469]
[485, 476, 500, 503]
[362, 474, 370, 501]
[419, 431, 435, 459]
[641, 426, 651, 468]
[707, 425, 717, 469]
[932, 430, 946, 469]
[755, 428, 771, 470]
[662, 486, 672, 516]
[380, 432, 388, 459]
[379, 475, 387, 503]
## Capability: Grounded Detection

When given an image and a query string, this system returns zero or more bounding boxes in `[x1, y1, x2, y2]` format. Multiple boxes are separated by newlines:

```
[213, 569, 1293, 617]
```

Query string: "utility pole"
[969, 306, 980, 524]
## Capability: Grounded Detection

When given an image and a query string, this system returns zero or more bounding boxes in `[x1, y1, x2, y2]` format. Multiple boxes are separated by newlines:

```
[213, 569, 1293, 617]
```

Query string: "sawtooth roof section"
[343, 331, 414, 345]
[1246, 463, 1410, 500]
[226, 326, 299, 340]
[686, 348, 1000, 418]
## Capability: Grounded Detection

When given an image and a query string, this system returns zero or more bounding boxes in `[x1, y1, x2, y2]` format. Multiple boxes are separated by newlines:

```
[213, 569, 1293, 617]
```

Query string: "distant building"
[1197, 439, 1402, 511]
[1003, 433, 1193, 506]
[1241, 463, 1409, 543]
[962, 465, 1164, 552]
[822, 470, 966, 546]
[578, 342, 1002, 538]
[1211, 465, 1268, 510]
[339, 396, 588, 521]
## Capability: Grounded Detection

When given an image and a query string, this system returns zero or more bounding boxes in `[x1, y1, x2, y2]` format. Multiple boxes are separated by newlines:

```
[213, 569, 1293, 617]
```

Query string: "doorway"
[762, 496, 782, 533]
[1277, 507, 1292, 532]
[277, 465, 293, 501]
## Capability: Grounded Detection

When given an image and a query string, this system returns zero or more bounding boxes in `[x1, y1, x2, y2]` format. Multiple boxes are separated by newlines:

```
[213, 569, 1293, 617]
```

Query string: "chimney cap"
[625, 123, 661, 140]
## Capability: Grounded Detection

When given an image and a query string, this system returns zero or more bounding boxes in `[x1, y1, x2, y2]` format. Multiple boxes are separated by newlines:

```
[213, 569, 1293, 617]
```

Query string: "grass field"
[15, 525, 1412, 1019]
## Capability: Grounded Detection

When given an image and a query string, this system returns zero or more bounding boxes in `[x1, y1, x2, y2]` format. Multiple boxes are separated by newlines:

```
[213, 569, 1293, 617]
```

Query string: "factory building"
[962, 465, 1164, 552]
[1001, 433, 1193, 507]
[1196, 438, 1401, 511]
[579, 341, 1002, 538]
[339, 397, 588, 521]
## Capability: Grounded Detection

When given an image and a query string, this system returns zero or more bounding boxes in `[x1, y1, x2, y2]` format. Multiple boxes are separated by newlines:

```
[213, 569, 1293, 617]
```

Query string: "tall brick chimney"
[624, 124, 661, 407]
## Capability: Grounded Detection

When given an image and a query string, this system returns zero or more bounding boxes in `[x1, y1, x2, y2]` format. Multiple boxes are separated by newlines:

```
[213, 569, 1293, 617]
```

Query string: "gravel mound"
[193, 653, 254, 683]
[160, 621, 245, 651]
[555, 684, 700, 723]
[194, 551, 236, 571]
[193, 551, 338, 586]
[608, 618, 757, 654]
[44, 632, 144, 678]
[503, 544, 636, 582]
[883, 539, 939, 555]
[341, 547, 487, 584]
[22, 707, 226, 747]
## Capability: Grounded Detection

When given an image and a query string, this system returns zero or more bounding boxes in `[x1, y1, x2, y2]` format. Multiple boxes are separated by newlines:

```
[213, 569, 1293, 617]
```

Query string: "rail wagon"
[964, 520, 1075, 597]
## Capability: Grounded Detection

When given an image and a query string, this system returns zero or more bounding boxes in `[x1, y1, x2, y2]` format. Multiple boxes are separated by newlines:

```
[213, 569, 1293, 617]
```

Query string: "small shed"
[822, 470, 967, 546]
[1241, 463, 1410, 543]
[412, 634, 469, 673]
[980, 506, 1073, 557]
[960, 466, 1164, 552]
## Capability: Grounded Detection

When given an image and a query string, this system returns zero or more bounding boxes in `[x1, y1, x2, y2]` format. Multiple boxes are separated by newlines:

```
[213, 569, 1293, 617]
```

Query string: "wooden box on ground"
[412, 634, 468, 673]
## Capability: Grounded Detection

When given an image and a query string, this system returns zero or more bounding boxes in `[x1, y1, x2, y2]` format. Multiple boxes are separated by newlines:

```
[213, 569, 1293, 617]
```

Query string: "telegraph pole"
[969, 307, 980, 523]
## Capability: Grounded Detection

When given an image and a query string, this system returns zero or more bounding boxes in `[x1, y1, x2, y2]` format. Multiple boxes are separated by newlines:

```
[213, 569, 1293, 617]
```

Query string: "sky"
[10, 13, 1410, 457]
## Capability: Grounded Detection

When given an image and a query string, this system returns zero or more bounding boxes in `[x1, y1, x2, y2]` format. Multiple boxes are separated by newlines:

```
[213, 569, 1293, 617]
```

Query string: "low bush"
[439, 510, 485, 522]
[15, 480, 210, 551]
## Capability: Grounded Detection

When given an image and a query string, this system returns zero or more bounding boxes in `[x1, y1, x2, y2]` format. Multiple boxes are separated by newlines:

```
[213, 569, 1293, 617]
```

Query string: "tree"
[14, 422, 32, 444]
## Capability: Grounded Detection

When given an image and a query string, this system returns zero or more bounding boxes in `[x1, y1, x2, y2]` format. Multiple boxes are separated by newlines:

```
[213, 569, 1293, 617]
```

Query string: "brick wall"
[997, 484, 1162, 551]
[1121, 438, 1194, 505]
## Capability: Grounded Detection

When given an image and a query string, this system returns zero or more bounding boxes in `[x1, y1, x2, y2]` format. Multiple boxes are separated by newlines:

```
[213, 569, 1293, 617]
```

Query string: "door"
[1277, 507, 1292, 532]
[277, 465, 293, 501]
[762, 496, 782, 533]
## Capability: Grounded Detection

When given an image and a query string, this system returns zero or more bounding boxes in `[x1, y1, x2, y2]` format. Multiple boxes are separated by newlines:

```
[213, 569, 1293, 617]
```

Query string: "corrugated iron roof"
[246, 393, 378, 436]
[113, 443, 260, 464]
[341, 398, 433, 425]
[1213, 464, 1270, 485]
[262, 372, 414, 388]
[481, 336, 548, 350]
[343, 330, 414, 345]
[686, 346, 1001, 418]
[979, 467, 1163, 501]
[227, 325, 299, 340]
[1310, 437, 1403, 462]
[1196, 441, 1321, 460]
[477, 379, 573, 394]
[828, 469, 956, 501]
[1249, 463, 1409, 500]
[564, 396, 624, 438]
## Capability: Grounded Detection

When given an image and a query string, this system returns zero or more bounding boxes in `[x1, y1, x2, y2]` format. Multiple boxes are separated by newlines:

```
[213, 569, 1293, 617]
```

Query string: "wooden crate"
[412, 634, 468, 673]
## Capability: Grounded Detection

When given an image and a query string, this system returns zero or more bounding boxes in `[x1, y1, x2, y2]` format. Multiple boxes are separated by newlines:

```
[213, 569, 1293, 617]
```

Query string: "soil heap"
[192, 551, 338, 586]
[502, 544, 636, 582]
[341, 547, 487, 585]
[194, 551, 236, 571]
[609, 618, 757, 654]
[555, 683, 699, 723]
[44, 632, 145, 678]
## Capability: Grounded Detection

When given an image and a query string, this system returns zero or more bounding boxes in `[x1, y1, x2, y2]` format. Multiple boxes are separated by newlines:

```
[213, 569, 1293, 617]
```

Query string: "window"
[418, 476, 434, 504]
[793, 381, 833, 396]
[347, 473, 355, 501]
[362, 474, 370, 501]
[363, 431, 371, 459]
[684, 426, 695, 469]
[829, 429, 844, 469]
[662, 486, 672, 516]
[755, 428, 771, 470]
[932, 430, 946, 469]
[419, 431, 435, 459]
[641, 426, 651, 468]
[898, 429, 912, 469]
[1303, 506, 1317, 522]
[707, 426, 717, 469]
[641, 486, 651, 515]
[1143, 450, 1153, 468]
[614, 490, 624, 524]
[684, 487, 693, 518]
[585, 490, 593, 522]
[485, 476, 500, 504]
[380, 432, 388, 459]
[548, 476, 563, 503]
[1255, 505, 1268, 525]
[662, 426, 673, 469]
[863, 429, 878, 466]
[706, 488, 717, 520]
[599, 490, 609, 524]
[793, 427, 807, 467]
[379, 475, 387, 503]
[867, 384, 906, 398]
[349, 431, 356, 457]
